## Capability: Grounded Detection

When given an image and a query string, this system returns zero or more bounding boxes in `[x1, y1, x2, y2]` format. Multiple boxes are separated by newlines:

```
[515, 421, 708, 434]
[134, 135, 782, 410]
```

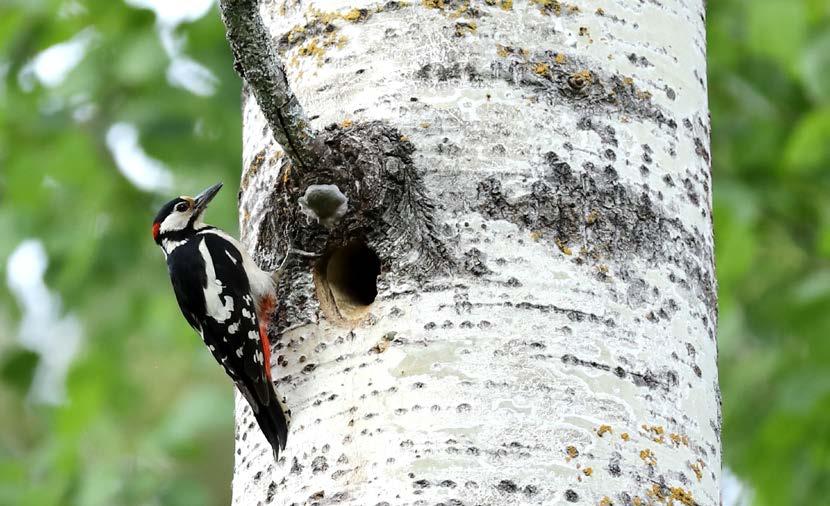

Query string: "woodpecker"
[152, 182, 293, 460]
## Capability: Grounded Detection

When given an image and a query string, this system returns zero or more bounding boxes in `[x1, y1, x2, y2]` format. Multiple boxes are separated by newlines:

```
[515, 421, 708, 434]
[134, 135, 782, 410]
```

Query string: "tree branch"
[219, 0, 318, 172]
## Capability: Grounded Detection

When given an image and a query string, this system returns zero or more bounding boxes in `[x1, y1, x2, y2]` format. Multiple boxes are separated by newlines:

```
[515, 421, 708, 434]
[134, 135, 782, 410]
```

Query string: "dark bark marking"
[489, 47, 678, 129]
[497, 480, 518, 493]
[270, 122, 451, 276]
[561, 354, 673, 391]
[475, 151, 716, 318]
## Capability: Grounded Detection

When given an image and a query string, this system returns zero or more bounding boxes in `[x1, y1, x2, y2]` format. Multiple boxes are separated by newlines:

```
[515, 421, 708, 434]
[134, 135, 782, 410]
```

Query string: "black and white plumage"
[152, 183, 289, 460]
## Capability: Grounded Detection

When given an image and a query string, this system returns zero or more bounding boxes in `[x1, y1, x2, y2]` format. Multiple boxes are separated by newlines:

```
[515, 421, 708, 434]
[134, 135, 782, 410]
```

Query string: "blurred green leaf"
[747, 0, 808, 73]
[782, 107, 830, 172]
[800, 29, 830, 104]
[0, 348, 38, 394]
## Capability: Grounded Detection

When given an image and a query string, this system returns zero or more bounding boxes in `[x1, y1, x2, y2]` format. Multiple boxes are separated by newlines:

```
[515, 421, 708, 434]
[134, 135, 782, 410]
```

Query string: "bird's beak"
[194, 183, 223, 214]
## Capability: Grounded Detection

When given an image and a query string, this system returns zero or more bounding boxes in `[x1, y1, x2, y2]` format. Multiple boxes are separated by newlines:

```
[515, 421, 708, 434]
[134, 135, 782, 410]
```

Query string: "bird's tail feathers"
[238, 382, 290, 461]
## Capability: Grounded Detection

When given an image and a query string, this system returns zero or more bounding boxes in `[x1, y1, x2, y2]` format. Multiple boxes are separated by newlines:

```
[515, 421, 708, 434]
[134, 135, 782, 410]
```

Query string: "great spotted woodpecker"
[152, 182, 294, 460]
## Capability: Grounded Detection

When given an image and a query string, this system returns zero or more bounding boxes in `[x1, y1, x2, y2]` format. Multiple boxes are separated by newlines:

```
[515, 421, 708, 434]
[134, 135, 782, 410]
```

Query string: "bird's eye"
[176, 202, 189, 212]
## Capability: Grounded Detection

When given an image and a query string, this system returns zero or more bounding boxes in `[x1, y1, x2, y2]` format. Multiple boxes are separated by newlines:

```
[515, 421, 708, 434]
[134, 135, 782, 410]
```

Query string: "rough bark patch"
[490, 46, 678, 129]
[475, 152, 715, 318]
[254, 122, 453, 323]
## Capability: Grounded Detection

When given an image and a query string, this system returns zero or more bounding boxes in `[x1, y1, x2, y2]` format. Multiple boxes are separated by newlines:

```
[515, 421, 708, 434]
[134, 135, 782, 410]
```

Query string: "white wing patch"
[228, 321, 239, 334]
[225, 249, 238, 264]
[198, 228, 274, 305]
[248, 330, 259, 341]
[198, 238, 234, 323]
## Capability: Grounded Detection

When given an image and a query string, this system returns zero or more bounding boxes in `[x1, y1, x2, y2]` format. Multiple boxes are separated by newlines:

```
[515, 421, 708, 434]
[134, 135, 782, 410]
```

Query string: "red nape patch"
[259, 324, 272, 381]
[152, 222, 160, 241]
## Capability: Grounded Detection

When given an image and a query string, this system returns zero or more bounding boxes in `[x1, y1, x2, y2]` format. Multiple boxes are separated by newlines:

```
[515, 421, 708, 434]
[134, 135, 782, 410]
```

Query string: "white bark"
[232, 0, 718, 505]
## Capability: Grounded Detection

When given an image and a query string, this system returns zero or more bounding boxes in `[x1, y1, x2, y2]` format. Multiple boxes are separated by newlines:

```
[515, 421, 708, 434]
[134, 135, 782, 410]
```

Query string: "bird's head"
[152, 183, 222, 245]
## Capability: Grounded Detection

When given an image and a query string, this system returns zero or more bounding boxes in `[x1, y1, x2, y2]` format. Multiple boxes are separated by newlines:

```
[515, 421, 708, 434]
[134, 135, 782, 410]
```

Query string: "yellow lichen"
[420, 122, 431, 128]
[285, 24, 307, 44]
[296, 31, 348, 65]
[583, 467, 593, 477]
[298, 38, 325, 60]
[555, 238, 572, 255]
[534, 62, 549, 75]
[500, 0, 513, 10]
[371, 339, 391, 354]
[586, 210, 599, 224]
[282, 164, 292, 185]
[597, 424, 612, 437]
[643, 425, 667, 444]
[596, 7, 605, 15]
[449, 3, 469, 18]
[566, 445, 579, 458]
[555, 53, 567, 64]
[343, 8, 362, 21]
[496, 44, 510, 57]
[599, 497, 612, 506]
[340, 119, 353, 128]
[639, 448, 656, 466]
[632, 498, 643, 506]
[689, 461, 703, 481]
[455, 21, 477, 37]
[307, 7, 339, 24]
[670, 487, 696, 506]
[530, 231, 543, 241]
[643, 424, 665, 436]
[648, 484, 666, 500]
[422, 0, 445, 9]
[621, 432, 630, 442]
[669, 433, 688, 446]
[530, 0, 562, 15]
[572, 69, 594, 83]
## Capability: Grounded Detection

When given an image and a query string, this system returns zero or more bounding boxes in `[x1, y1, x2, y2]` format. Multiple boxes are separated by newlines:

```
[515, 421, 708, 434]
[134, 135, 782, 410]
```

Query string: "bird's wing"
[167, 239, 207, 332]
[169, 234, 272, 404]
[167, 234, 287, 457]
[201, 234, 273, 404]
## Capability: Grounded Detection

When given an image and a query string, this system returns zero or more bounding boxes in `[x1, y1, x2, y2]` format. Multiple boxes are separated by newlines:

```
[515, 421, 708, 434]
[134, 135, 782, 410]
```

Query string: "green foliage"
[709, 0, 830, 504]
[0, 0, 828, 504]
[1, 1, 239, 504]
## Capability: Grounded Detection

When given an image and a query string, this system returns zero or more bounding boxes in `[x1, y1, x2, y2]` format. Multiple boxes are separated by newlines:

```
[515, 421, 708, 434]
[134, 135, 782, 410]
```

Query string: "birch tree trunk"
[229, 0, 719, 504]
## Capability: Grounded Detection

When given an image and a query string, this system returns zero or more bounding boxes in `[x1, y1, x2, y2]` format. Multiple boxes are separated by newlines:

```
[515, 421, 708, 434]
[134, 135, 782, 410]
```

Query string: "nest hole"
[315, 241, 381, 323]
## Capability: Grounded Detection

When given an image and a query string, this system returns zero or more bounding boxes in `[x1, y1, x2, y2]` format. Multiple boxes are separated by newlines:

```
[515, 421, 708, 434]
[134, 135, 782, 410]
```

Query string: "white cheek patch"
[159, 209, 192, 234]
